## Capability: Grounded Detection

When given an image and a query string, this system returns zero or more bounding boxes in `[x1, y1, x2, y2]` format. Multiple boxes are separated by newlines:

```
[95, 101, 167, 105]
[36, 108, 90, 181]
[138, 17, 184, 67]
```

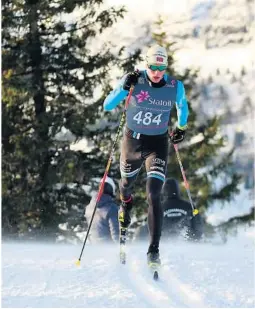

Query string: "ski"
[119, 227, 127, 264]
[120, 226, 159, 281]
[148, 262, 160, 281]
[153, 270, 159, 281]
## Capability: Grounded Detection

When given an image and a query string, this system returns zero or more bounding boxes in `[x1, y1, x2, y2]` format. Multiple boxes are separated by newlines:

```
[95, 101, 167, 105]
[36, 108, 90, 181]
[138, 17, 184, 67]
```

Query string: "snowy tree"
[2, 0, 140, 240]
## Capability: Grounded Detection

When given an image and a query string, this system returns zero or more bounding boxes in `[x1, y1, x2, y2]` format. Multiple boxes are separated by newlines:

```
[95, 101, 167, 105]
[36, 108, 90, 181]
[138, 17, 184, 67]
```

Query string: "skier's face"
[146, 64, 166, 83]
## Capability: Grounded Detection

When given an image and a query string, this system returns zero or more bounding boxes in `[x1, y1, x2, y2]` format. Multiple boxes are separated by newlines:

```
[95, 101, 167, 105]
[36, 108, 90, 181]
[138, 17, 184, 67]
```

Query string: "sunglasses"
[148, 65, 167, 72]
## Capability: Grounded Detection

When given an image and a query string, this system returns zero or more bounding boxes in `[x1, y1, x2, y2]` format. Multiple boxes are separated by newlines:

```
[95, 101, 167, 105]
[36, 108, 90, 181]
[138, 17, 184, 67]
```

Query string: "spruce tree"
[2, 0, 140, 240]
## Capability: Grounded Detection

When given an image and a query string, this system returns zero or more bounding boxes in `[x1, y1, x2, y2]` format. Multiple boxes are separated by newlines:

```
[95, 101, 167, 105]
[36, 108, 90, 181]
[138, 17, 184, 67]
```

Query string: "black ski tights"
[146, 177, 164, 249]
[120, 176, 164, 249]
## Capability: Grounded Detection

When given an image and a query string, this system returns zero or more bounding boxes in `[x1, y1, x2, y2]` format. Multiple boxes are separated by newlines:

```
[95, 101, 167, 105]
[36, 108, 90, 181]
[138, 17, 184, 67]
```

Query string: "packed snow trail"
[2, 233, 255, 308]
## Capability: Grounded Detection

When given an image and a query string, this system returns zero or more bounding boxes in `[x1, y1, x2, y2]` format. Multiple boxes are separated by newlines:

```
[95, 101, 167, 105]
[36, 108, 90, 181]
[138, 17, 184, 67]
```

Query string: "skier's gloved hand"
[123, 71, 140, 91]
[169, 126, 187, 144]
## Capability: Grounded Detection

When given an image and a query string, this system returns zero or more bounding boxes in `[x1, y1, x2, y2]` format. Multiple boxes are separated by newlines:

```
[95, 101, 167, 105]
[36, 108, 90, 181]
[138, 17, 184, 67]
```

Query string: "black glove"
[169, 127, 186, 144]
[123, 71, 140, 91]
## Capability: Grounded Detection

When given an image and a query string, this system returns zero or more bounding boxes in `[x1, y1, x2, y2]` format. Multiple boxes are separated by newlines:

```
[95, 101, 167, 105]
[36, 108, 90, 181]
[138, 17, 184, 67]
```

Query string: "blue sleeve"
[103, 75, 129, 111]
[176, 81, 189, 128]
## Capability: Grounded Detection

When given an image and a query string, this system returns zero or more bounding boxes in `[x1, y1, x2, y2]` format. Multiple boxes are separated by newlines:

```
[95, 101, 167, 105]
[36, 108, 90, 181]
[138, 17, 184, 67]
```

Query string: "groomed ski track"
[2, 236, 254, 308]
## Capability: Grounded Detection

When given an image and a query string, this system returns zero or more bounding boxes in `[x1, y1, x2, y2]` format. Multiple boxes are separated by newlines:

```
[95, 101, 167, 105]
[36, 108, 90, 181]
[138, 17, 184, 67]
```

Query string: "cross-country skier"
[103, 44, 189, 267]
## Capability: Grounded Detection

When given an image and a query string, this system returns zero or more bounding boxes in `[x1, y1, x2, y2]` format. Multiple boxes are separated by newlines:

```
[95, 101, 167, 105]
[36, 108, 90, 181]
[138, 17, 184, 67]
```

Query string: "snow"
[2, 229, 255, 308]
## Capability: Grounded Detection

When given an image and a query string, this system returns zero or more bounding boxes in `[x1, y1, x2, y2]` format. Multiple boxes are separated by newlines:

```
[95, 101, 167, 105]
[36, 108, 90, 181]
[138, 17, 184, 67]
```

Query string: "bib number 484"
[133, 111, 162, 126]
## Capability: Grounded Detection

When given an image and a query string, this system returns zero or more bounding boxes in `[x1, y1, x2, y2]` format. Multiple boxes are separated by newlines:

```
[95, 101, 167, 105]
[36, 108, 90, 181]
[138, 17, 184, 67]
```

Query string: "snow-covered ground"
[2, 228, 255, 308]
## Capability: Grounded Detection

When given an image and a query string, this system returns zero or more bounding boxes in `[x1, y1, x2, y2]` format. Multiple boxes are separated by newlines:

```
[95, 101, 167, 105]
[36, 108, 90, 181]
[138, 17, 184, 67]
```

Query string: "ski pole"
[172, 143, 199, 216]
[75, 85, 135, 266]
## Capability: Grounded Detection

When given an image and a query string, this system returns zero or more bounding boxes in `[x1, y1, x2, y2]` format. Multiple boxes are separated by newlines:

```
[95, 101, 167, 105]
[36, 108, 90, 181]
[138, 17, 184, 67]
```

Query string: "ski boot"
[119, 196, 133, 264]
[147, 245, 161, 280]
[118, 196, 133, 229]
